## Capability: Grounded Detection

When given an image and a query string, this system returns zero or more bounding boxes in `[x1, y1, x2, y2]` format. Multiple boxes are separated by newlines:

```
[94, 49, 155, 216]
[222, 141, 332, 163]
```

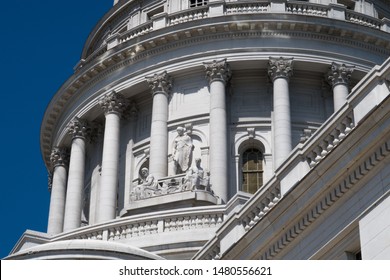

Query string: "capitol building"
[6, 0, 390, 260]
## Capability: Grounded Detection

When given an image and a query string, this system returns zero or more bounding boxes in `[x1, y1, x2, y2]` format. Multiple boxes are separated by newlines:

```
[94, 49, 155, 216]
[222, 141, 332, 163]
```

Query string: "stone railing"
[52, 207, 225, 243]
[306, 112, 355, 168]
[286, 1, 328, 17]
[118, 22, 154, 44]
[168, 6, 208, 26]
[346, 10, 382, 29]
[241, 184, 281, 231]
[225, 1, 270, 15]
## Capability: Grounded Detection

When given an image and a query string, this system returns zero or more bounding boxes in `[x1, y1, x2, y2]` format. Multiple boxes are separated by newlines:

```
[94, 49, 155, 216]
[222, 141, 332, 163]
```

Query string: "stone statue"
[172, 126, 193, 174]
[131, 167, 157, 201]
[183, 158, 210, 191]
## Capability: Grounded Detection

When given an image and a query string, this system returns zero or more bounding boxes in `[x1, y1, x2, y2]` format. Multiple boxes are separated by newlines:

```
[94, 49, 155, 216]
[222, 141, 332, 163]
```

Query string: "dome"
[8, 0, 390, 260]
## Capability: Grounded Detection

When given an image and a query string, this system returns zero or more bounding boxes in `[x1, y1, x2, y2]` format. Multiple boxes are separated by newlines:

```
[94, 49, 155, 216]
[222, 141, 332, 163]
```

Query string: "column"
[97, 91, 128, 223]
[47, 147, 69, 235]
[204, 59, 231, 203]
[268, 57, 293, 168]
[328, 62, 354, 112]
[63, 117, 90, 232]
[146, 71, 172, 179]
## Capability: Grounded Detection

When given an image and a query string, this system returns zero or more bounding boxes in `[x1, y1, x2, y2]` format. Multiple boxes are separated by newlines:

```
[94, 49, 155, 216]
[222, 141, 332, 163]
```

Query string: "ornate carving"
[99, 90, 129, 116]
[66, 117, 91, 140]
[247, 128, 255, 139]
[130, 160, 213, 202]
[327, 62, 354, 87]
[268, 57, 293, 81]
[50, 147, 69, 168]
[172, 126, 193, 174]
[145, 71, 172, 95]
[204, 59, 232, 84]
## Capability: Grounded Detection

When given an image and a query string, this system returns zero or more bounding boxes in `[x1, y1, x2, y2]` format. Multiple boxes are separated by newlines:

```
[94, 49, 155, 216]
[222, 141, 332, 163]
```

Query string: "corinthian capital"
[203, 59, 231, 84]
[50, 147, 69, 169]
[327, 62, 354, 87]
[66, 117, 91, 140]
[146, 71, 173, 95]
[268, 57, 293, 81]
[99, 90, 129, 116]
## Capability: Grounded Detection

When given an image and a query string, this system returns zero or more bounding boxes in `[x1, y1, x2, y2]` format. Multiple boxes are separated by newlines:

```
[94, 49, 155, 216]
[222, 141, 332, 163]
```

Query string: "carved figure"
[183, 158, 210, 191]
[172, 126, 193, 174]
[131, 167, 157, 200]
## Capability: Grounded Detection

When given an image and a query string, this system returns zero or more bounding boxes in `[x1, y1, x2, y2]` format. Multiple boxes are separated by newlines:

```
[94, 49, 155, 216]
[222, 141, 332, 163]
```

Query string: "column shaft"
[146, 72, 172, 179]
[333, 83, 349, 111]
[273, 77, 292, 167]
[328, 62, 354, 112]
[268, 57, 293, 169]
[97, 90, 128, 223]
[209, 80, 228, 202]
[149, 92, 169, 178]
[98, 113, 121, 222]
[204, 59, 231, 203]
[47, 165, 67, 234]
[63, 137, 86, 231]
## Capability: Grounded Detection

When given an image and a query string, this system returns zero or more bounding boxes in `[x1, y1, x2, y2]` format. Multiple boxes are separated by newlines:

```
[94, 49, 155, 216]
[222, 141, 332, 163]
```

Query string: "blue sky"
[0, 0, 113, 258]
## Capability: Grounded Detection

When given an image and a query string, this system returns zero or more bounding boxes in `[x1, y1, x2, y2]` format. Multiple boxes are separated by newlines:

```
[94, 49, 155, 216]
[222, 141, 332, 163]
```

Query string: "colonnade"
[46, 58, 354, 234]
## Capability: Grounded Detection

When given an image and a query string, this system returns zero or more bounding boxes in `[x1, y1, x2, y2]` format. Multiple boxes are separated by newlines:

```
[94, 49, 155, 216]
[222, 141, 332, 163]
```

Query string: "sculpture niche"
[172, 126, 193, 175]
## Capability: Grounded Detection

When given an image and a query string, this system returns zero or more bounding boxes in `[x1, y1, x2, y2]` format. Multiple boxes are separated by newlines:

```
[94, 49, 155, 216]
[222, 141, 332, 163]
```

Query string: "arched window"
[241, 148, 263, 194]
[190, 0, 208, 8]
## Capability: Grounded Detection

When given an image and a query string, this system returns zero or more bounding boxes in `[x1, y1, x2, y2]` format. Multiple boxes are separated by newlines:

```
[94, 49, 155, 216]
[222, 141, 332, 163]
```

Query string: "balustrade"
[226, 2, 270, 14]
[286, 2, 328, 17]
[306, 113, 355, 168]
[346, 10, 382, 29]
[169, 6, 208, 26]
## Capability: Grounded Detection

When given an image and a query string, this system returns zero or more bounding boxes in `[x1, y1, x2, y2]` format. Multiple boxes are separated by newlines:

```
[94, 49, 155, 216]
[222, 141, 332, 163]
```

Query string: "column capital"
[50, 147, 69, 169]
[66, 117, 91, 140]
[99, 90, 129, 116]
[268, 57, 293, 82]
[203, 58, 232, 84]
[327, 62, 354, 88]
[146, 71, 172, 96]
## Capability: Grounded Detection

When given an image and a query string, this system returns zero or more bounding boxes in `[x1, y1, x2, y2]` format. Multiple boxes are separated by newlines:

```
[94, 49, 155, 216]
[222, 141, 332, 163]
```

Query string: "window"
[337, 0, 355, 10]
[147, 6, 164, 20]
[241, 148, 263, 194]
[190, 0, 208, 8]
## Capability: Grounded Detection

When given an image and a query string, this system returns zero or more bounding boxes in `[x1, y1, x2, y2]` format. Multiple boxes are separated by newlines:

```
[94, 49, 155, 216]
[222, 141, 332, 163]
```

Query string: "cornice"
[41, 14, 390, 169]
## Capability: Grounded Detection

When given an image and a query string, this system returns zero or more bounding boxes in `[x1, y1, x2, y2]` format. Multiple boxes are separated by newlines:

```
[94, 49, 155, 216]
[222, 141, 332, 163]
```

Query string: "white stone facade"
[6, 0, 390, 260]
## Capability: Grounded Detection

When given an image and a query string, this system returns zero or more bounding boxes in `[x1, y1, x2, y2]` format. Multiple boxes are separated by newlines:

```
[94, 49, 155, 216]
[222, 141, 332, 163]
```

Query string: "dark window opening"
[190, 0, 208, 8]
[242, 148, 263, 194]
